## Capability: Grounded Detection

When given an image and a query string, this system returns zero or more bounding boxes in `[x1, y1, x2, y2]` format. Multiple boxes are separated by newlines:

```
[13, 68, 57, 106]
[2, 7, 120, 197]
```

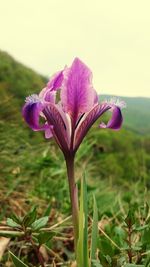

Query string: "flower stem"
[65, 154, 79, 255]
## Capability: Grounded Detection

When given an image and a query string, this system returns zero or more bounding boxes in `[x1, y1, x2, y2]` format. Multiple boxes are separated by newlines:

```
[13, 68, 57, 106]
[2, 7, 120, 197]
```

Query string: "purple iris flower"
[22, 58, 125, 255]
[22, 58, 125, 157]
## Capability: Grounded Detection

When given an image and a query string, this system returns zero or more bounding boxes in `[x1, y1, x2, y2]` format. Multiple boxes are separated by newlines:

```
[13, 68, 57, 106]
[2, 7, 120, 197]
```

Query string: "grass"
[0, 119, 150, 265]
[1, 118, 150, 215]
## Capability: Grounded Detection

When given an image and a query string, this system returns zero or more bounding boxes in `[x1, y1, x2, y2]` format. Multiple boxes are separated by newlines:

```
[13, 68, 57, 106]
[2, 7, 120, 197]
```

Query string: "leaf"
[31, 216, 49, 231]
[117, 256, 126, 266]
[7, 218, 20, 228]
[105, 255, 112, 265]
[91, 259, 103, 267]
[131, 245, 142, 251]
[77, 175, 89, 267]
[9, 251, 28, 267]
[43, 204, 51, 216]
[98, 238, 113, 257]
[124, 264, 144, 267]
[145, 254, 150, 267]
[145, 202, 149, 219]
[135, 224, 149, 231]
[125, 207, 135, 227]
[38, 232, 55, 246]
[146, 216, 150, 224]
[90, 195, 98, 261]
[10, 213, 21, 224]
[141, 226, 150, 245]
[22, 207, 37, 227]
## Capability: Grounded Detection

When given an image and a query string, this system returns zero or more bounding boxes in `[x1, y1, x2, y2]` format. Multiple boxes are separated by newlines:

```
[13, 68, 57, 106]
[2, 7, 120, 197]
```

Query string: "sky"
[0, 0, 150, 97]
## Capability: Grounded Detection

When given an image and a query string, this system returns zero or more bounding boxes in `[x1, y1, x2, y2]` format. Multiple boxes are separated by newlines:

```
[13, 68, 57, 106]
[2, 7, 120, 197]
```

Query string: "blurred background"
[0, 0, 150, 222]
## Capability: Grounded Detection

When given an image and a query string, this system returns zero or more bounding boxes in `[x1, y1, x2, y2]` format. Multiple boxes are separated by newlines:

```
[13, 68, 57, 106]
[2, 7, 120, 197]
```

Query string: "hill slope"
[122, 96, 150, 134]
[0, 51, 46, 121]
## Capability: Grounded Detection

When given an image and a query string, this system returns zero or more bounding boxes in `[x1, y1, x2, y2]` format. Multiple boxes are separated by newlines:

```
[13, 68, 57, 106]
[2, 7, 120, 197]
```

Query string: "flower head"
[22, 58, 125, 156]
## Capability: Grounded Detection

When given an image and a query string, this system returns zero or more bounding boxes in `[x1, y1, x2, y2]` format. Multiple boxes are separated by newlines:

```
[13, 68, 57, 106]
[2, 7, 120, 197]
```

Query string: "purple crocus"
[22, 58, 125, 252]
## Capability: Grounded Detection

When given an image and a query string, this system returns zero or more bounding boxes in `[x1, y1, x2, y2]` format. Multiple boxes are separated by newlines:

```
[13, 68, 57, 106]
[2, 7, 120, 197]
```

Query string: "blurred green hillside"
[121, 96, 150, 134]
[0, 50, 150, 219]
[0, 50, 46, 121]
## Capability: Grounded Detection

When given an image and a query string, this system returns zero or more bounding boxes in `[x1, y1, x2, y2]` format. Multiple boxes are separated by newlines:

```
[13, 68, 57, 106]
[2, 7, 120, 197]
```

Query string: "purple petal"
[74, 101, 124, 151]
[61, 58, 98, 121]
[39, 71, 64, 104]
[100, 106, 123, 130]
[47, 70, 64, 91]
[22, 95, 53, 139]
[74, 103, 110, 151]
[39, 87, 56, 103]
[43, 104, 69, 153]
[45, 126, 53, 139]
[22, 101, 46, 131]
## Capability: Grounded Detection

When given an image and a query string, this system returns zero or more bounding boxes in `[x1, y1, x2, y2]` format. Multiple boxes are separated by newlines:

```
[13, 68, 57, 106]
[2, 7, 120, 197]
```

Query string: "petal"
[22, 95, 53, 138]
[74, 101, 124, 151]
[47, 70, 64, 91]
[100, 106, 123, 130]
[22, 100, 47, 131]
[39, 87, 56, 103]
[43, 104, 70, 153]
[39, 71, 64, 104]
[45, 126, 53, 139]
[74, 103, 110, 151]
[56, 102, 72, 143]
[61, 58, 98, 122]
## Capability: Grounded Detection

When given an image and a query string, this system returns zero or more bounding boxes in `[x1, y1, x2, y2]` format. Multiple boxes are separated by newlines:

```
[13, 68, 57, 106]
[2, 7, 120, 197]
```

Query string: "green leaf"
[10, 213, 21, 224]
[31, 216, 49, 230]
[98, 237, 113, 257]
[145, 254, 150, 267]
[142, 226, 150, 245]
[145, 202, 149, 219]
[77, 175, 89, 267]
[124, 264, 144, 267]
[125, 207, 135, 227]
[38, 231, 55, 246]
[9, 251, 28, 267]
[105, 255, 112, 265]
[131, 245, 142, 251]
[91, 259, 103, 267]
[7, 218, 20, 228]
[135, 224, 149, 231]
[146, 216, 150, 224]
[43, 203, 51, 216]
[22, 207, 37, 227]
[90, 195, 98, 261]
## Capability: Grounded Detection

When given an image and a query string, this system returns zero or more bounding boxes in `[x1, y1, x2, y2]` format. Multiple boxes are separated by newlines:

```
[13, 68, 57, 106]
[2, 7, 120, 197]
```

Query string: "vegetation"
[0, 50, 150, 266]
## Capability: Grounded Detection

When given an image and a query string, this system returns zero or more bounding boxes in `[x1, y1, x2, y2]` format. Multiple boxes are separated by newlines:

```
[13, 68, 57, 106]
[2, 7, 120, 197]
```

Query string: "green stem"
[65, 154, 79, 255]
[0, 230, 24, 237]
